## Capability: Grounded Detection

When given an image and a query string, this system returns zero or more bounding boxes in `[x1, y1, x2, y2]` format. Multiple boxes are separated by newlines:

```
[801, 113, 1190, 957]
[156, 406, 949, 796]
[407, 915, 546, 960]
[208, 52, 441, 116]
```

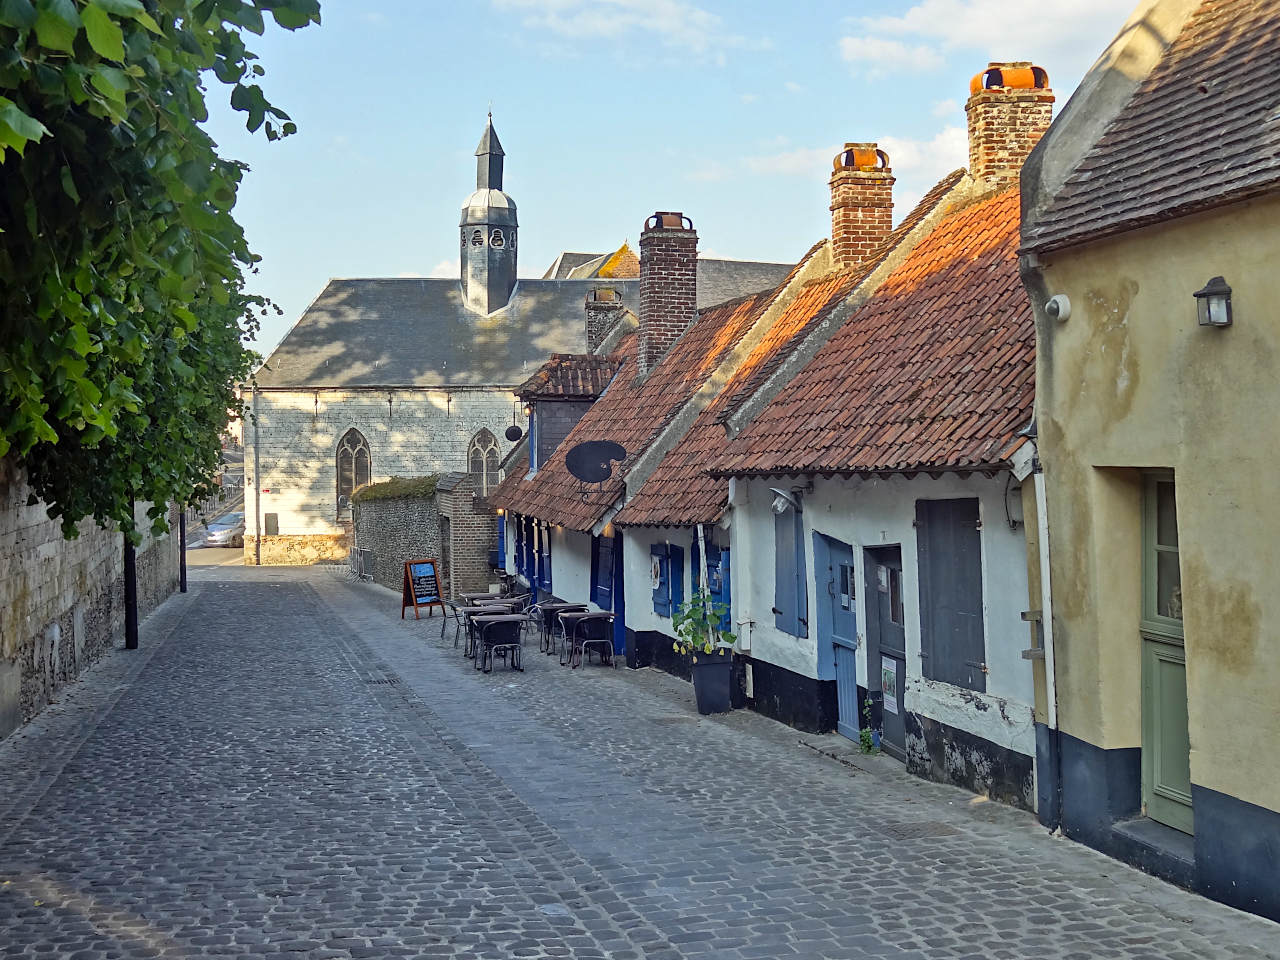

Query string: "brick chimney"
[585, 287, 625, 353]
[829, 143, 894, 271]
[966, 62, 1055, 188]
[638, 211, 697, 377]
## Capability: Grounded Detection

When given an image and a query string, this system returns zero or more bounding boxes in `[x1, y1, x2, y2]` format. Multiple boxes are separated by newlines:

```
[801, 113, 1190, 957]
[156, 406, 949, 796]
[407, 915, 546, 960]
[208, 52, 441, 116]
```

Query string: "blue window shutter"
[651, 544, 670, 616]
[528, 413, 537, 471]
[669, 544, 685, 616]
[691, 537, 700, 591]
[775, 510, 796, 632]
[590, 535, 614, 608]
[793, 510, 808, 638]
[497, 515, 506, 562]
[539, 524, 553, 591]
[717, 547, 732, 633]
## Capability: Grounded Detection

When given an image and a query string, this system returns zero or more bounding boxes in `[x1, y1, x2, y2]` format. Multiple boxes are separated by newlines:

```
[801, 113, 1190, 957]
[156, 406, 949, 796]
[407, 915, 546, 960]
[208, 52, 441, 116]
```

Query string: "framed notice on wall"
[401, 558, 443, 619]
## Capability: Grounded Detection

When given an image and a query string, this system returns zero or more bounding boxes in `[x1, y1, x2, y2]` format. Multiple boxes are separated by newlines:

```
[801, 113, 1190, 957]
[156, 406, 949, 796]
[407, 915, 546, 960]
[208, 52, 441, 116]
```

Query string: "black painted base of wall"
[627, 628, 690, 680]
[1047, 728, 1280, 923]
[1192, 785, 1280, 921]
[905, 712, 1035, 811]
[743, 657, 836, 734]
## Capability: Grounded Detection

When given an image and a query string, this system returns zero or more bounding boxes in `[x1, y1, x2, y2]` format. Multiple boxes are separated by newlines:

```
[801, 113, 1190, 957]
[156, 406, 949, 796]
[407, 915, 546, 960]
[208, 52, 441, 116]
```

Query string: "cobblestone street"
[1, 566, 1276, 960]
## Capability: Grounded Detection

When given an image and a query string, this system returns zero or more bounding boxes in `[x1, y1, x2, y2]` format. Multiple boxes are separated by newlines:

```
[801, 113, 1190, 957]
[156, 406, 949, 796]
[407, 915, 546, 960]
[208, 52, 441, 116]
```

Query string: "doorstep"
[1111, 815, 1196, 889]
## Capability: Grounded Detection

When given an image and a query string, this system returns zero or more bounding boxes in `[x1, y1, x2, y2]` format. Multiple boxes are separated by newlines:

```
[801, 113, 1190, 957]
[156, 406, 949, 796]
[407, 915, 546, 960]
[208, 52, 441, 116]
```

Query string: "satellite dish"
[565, 441, 627, 484]
[504, 424, 523, 442]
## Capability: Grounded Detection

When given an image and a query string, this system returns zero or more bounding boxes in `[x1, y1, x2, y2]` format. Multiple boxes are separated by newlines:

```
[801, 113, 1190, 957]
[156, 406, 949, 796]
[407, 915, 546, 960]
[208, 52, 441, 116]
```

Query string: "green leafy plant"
[859, 698, 878, 754]
[0, 0, 321, 541]
[672, 588, 736, 657]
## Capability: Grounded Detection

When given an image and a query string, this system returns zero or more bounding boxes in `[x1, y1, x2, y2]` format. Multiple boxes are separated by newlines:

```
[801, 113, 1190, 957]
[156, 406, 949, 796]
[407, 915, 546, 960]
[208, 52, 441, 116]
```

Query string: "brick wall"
[0, 458, 179, 740]
[829, 144, 895, 270]
[437, 473, 499, 597]
[966, 62, 1055, 189]
[245, 387, 517, 563]
[351, 495, 442, 593]
[638, 212, 698, 377]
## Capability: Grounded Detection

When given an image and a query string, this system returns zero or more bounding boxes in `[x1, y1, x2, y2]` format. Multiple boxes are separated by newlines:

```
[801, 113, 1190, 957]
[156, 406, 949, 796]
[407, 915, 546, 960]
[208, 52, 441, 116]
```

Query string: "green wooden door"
[1142, 638, 1193, 834]
[1141, 474, 1192, 835]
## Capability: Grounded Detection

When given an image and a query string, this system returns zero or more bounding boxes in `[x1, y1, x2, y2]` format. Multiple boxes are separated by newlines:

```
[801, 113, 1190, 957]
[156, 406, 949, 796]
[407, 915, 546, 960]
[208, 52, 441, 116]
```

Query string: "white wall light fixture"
[1194, 276, 1233, 327]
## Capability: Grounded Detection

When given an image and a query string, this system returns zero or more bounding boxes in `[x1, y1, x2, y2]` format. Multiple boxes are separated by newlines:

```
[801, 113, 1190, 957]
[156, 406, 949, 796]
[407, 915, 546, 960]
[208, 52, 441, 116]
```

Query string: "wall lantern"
[1194, 276, 1233, 327]
[523, 403, 533, 417]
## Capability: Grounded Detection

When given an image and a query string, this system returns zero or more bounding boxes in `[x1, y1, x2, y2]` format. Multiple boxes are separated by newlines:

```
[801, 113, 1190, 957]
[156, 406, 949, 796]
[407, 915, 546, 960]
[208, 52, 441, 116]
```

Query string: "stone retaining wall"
[0, 457, 179, 740]
[351, 497, 441, 593]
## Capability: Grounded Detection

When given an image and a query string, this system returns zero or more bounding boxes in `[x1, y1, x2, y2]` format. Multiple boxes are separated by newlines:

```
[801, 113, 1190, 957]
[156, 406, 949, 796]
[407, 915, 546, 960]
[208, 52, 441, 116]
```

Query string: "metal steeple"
[476, 114, 505, 190]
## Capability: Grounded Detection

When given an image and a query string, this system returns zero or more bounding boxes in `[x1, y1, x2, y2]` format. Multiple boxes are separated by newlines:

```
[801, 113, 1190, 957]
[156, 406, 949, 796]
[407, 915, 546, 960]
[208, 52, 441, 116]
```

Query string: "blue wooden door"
[816, 535, 859, 740]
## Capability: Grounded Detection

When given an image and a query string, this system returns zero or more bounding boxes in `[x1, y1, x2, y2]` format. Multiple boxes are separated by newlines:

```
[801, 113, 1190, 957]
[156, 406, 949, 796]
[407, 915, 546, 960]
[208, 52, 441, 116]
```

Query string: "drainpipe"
[252, 385, 262, 567]
[1033, 460, 1063, 827]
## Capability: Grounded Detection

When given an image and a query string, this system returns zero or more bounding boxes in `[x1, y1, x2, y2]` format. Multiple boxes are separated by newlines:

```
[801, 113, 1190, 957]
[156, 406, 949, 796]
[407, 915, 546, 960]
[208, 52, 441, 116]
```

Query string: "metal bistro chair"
[440, 599, 467, 648]
[536, 602, 587, 656]
[475, 615, 524, 673]
[560, 611, 615, 669]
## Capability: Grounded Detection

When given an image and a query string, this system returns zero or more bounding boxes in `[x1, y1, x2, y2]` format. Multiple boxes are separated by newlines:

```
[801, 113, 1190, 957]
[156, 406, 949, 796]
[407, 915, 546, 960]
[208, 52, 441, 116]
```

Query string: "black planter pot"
[692, 650, 734, 715]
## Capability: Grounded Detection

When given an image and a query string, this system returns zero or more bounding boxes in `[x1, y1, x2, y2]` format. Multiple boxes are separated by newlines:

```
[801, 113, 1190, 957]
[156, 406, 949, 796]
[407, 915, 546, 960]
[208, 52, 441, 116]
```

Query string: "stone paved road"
[1, 566, 1277, 960]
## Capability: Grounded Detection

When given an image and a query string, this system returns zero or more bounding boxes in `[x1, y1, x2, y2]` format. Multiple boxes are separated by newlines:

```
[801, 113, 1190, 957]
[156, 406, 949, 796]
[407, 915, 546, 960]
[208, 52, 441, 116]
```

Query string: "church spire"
[476, 114, 505, 190]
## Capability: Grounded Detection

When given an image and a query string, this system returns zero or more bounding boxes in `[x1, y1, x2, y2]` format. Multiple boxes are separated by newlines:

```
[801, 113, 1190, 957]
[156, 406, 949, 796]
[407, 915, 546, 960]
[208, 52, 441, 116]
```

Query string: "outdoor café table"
[457, 606, 503, 659]
[471, 614, 527, 672]
[461, 590, 506, 602]
[535, 601, 587, 655]
[558, 611, 615, 668]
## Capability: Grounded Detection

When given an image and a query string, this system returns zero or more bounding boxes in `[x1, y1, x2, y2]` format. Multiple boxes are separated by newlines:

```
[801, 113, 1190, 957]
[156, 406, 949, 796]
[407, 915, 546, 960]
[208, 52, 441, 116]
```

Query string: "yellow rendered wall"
[1037, 193, 1280, 814]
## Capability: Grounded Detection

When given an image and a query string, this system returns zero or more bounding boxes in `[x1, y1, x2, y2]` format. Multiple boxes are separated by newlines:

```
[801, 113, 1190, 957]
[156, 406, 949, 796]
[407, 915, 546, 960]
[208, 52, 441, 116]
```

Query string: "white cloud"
[879, 125, 968, 177]
[783, 80, 804, 94]
[746, 145, 836, 178]
[740, 93, 759, 104]
[426, 258, 460, 278]
[839, 35, 942, 72]
[931, 97, 959, 118]
[840, 0, 1133, 83]
[493, 0, 765, 57]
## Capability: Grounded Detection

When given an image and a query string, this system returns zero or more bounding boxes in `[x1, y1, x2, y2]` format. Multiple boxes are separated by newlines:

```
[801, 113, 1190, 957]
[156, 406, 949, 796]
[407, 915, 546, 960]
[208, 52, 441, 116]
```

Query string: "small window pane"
[1156, 481, 1178, 547]
[889, 567, 904, 625]
[1157, 551, 1183, 621]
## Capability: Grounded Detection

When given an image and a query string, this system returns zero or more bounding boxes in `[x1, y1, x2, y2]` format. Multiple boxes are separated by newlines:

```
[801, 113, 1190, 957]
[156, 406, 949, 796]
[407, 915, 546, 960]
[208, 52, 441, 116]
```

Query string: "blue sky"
[202, 0, 1137, 355]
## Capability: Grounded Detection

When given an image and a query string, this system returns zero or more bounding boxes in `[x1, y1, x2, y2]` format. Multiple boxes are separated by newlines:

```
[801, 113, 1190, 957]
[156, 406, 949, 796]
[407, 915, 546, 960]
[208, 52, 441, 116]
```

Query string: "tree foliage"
[0, 0, 319, 540]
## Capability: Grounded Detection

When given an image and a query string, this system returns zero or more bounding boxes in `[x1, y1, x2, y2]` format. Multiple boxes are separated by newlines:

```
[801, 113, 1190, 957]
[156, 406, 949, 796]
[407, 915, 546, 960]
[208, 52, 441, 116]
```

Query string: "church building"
[245, 118, 791, 566]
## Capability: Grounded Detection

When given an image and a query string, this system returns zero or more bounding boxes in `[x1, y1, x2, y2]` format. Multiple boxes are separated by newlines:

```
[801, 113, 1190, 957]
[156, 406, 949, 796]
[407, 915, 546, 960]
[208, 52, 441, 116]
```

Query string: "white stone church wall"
[246, 387, 517, 562]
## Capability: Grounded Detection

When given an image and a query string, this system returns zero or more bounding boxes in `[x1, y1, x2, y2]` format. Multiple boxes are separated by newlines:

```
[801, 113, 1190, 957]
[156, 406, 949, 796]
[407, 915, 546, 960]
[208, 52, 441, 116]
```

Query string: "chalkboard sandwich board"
[401, 558, 443, 619]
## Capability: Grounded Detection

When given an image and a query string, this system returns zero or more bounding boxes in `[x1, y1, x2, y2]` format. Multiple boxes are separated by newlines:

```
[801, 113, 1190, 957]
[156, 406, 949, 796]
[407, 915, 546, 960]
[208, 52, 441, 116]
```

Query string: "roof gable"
[712, 189, 1033, 477]
[492, 294, 767, 530]
[1024, 0, 1280, 252]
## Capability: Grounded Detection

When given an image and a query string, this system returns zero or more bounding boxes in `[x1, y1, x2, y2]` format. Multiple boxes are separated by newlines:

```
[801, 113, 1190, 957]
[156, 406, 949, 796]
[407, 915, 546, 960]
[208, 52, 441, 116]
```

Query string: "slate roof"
[516, 353, 623, 400]
[542, 252, 602, 279]
[255, 260, 792, 389]
[491, 292, 769, 531]
[614, 171, 970, 527]
[489, 445, 529, 505]
[1023, 0, 1280, 253]
[711, 189, 1033, 478]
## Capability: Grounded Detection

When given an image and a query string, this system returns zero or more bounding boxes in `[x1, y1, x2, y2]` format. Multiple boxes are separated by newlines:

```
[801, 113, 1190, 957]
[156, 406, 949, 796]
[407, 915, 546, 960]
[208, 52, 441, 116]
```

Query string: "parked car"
[203, 512, 245, 548]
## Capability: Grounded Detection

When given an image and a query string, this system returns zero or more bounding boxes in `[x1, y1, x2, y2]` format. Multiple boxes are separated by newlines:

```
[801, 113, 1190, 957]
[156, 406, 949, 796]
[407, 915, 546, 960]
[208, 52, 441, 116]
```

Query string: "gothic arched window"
[471, 229, 484, 246]
[336, 428, 371, 512]
[490, 228, 504, 248]
[467, 428, 501, 496]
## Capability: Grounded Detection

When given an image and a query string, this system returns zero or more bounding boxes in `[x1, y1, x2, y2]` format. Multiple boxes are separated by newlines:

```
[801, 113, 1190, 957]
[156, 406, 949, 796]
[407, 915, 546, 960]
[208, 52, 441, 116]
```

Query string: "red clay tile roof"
[611, 172, 971, 527]
[515, 353, 623, 400]
[489, 445, 529, 505]
[711, 189, 1032, 478]
[614, 272, 859, 528]
[716, 170, 967, 427]
[1023, 0, 1280, 253]
[492, 293, 768, 531]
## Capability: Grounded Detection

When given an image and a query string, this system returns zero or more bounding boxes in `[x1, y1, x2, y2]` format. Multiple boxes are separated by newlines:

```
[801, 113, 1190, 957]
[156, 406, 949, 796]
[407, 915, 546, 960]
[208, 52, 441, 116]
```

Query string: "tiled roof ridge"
[706, 188, 1032, 479]
[1022, 0, 1280, 253]
[716, 168, 973, 435]
[614, 243, 853, 522]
